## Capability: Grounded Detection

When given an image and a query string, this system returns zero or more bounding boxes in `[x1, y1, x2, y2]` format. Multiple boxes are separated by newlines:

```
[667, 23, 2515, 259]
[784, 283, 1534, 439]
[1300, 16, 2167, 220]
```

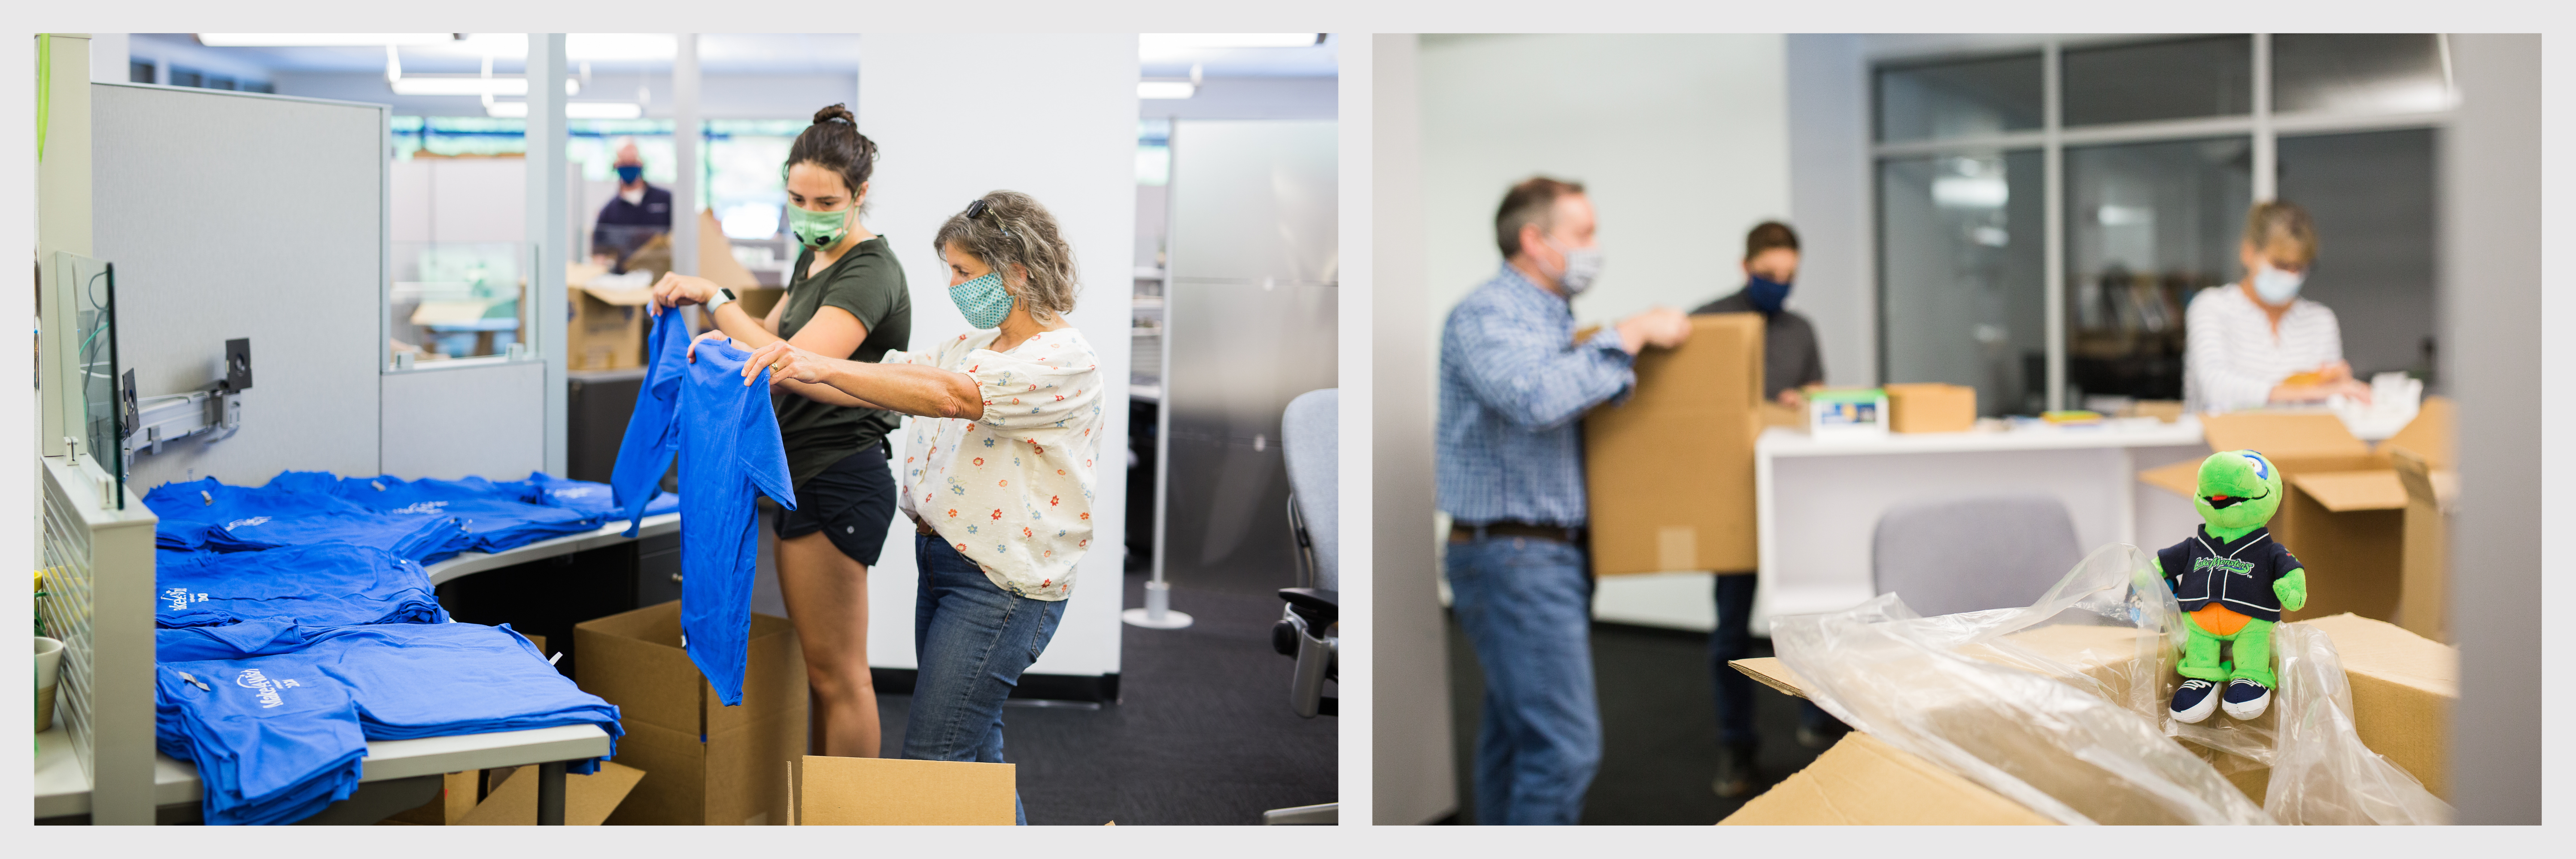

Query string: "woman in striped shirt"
[2183, 201, 2375, 414]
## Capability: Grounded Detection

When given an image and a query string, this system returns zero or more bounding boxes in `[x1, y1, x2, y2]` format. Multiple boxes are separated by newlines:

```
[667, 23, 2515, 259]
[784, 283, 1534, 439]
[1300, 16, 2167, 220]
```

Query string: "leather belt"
[1449, 521, 1585, 544]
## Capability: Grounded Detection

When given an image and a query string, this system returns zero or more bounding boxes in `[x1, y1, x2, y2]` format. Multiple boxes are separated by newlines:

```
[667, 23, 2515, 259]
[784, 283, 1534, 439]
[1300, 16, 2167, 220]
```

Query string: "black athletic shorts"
[775, 444, 898, 567]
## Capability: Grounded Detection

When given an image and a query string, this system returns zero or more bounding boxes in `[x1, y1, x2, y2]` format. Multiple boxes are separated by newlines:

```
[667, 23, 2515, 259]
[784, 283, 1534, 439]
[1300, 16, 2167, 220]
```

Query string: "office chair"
[1264, 388, 1338, 825]
[1872, 492, 2084, 618]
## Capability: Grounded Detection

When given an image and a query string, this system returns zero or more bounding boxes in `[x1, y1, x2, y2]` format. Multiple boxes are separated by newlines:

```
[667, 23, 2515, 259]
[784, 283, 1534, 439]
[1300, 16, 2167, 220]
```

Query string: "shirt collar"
[2197, 524, 2270, 554]
[1494, 262, 1566, 308]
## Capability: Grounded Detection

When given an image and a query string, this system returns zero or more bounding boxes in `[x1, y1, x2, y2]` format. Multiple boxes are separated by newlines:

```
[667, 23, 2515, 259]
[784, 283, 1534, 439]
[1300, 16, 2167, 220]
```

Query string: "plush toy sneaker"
[2170, 678, 2221, 724]
[2221, 678, 2273, 720]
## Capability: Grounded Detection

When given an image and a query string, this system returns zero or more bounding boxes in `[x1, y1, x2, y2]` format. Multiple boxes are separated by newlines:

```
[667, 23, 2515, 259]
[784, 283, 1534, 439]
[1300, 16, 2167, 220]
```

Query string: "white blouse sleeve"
[962, 335, 1103, 434]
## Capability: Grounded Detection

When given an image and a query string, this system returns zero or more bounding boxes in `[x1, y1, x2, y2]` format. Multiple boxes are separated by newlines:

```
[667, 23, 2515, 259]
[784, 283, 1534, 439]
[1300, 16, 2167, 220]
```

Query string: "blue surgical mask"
[1746, 274, 1792, 316]
[615, 164, 644, 184]
[949, 272, 1015, 329]
[2252, 264, 2305, 305]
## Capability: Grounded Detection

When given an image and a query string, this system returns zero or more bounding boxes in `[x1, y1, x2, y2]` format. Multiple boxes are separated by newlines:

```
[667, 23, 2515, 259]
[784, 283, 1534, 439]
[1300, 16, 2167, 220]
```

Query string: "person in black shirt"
[647, 106, 908, 760]
[592, 139, 675, 271]
[1698, 221, 1839, 798]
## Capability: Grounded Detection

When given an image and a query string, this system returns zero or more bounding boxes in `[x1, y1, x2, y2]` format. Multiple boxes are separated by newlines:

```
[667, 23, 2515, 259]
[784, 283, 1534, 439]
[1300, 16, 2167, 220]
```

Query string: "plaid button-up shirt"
[1436, 264, 1637, 527]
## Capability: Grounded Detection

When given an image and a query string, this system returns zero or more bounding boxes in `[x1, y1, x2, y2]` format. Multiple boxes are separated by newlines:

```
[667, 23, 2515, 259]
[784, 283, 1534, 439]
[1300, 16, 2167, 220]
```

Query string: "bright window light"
[199, 33, 455, 47]
[392, 76, 530, 97]
[1141, 34, 1321, 50]
[568, 34, 677, 61]
[486, 101, 645, 119]
[389, 76, 580, 97]
[1138, 81, 1197, 100]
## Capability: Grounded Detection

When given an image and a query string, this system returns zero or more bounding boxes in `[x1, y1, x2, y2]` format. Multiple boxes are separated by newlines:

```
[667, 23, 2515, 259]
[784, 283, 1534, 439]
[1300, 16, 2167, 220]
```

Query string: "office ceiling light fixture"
[199, 33, 457, 47]
[1137, 81, 1197, 100]
[450, 34, 677, 61]
[1140, 34, 1322, 49]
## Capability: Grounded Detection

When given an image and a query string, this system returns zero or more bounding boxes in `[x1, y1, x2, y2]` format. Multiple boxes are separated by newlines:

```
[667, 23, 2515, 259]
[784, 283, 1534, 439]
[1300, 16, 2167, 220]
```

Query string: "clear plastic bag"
[1771, 541, 2450, 825]
[2263, 623, 2453, 824]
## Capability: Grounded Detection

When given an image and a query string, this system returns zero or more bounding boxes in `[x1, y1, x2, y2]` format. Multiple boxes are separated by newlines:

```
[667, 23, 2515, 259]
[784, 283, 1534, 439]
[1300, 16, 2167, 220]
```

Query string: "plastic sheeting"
[1770, 542, 2450, 825]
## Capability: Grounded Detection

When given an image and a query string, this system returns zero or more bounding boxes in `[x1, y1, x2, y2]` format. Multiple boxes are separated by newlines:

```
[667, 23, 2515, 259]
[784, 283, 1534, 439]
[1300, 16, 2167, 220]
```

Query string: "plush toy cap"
[2195, 449, 2283, 532]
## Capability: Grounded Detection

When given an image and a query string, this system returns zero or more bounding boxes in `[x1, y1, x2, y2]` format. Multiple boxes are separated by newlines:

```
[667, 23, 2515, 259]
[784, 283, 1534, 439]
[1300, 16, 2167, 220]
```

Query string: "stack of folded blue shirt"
[156, 544, 447, 629]
[156, 621, 622, 826]
[146, 478, 467, 564]
[290, 473, 600, 555]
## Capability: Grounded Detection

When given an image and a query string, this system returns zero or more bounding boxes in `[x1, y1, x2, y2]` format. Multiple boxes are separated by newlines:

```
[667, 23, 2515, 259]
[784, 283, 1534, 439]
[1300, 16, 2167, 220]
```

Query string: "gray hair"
[934, 190, 1079, 320]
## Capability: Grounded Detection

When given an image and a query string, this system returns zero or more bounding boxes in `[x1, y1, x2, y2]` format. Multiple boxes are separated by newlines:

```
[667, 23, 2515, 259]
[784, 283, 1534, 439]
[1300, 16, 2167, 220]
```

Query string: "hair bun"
[813, 103, 855, 126]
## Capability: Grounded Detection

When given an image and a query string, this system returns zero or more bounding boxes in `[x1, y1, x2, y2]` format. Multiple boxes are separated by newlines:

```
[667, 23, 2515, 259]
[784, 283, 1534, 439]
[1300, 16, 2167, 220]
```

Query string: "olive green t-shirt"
[775, 235, 911, 488]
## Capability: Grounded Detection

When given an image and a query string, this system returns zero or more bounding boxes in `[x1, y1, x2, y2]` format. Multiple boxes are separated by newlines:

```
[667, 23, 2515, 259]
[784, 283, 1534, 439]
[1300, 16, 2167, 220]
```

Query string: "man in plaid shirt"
[1437, 177, 1690, 825]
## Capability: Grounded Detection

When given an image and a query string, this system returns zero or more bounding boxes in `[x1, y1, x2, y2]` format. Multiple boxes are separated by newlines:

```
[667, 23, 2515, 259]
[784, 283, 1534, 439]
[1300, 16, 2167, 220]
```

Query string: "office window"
[2064, 137, 2251, 404]
[1879, 151, 2047, 416]
[2272, 34, 2448, 116]
[1875, 52, 2043, 143]
[2276, 128, 2438, 383]
[169, 67, 202, 88]
[2062, 36, 2252, 127]
[128, 60, 154, 84]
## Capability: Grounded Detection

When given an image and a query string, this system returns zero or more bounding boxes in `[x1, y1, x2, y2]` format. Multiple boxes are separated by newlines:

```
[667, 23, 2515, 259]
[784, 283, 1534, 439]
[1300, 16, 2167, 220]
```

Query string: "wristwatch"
[703, 287, 737, 312]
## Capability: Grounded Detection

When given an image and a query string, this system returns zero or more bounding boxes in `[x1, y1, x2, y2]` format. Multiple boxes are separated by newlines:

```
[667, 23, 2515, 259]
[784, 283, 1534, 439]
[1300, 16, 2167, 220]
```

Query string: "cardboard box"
[457, 762, 647, 825]
[2136, 401, 2454, 624]
[568, 284, 654, 371]
[785, 756, 1016, 825]
[1726, 612, 2457, 822]
[2388, 449, 2455, 643]
[1883, 383, 1977, 434]
[1721, 731, 2055, 825]
[575, 600, 807, 825]
[1583, 313, 1764, 576]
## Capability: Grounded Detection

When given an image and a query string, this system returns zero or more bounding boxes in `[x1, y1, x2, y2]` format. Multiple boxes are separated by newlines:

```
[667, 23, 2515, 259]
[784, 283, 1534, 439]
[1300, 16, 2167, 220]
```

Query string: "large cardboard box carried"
[1583, 313, 1764, 576]
[2136, 399, 2453, 624]
[786, 755, 1016, 825]
[1724, 612, 2456, 823]
[576, 600, 807, 825]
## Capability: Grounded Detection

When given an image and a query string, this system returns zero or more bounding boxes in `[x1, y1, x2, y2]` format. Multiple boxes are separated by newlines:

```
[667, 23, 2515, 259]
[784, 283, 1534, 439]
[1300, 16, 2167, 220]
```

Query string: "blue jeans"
[1446, 534, 1601, 825]
[904, 535, 1067, 826]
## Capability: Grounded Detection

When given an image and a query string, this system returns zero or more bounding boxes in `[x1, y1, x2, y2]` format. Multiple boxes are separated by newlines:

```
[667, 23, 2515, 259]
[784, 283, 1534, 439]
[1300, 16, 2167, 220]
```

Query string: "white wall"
[1419, 34, 1791, 343]
[1786, 34, 1875, 387]
[851, 34, 1137, 679]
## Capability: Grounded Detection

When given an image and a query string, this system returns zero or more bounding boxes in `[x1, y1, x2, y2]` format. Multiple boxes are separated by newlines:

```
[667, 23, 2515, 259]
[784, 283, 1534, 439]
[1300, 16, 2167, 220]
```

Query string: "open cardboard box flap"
[2199, 411, 2374, 462]
[456, 762, 647, 825]
[1720, 732, 2054, 825]
[578, 284, 659, 306]
[2376, 396, 2456, 468]
[2288, 471, 2409, 512]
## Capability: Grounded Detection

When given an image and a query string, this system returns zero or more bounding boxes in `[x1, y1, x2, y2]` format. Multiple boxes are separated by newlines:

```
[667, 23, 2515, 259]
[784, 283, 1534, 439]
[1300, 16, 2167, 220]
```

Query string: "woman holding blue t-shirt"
[648, 104, 909, 761]
[742, 190, 1103, 825]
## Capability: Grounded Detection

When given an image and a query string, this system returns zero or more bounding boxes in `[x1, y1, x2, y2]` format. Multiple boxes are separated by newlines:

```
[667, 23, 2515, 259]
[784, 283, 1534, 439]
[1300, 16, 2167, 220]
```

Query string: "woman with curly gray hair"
[742, 190, 1101, 825]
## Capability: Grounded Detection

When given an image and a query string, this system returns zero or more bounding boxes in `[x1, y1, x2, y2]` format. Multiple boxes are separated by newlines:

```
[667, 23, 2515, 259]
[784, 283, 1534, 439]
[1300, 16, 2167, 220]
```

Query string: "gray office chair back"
[1871, 492, 2083, 618]
[1281, 388, 1338, 592]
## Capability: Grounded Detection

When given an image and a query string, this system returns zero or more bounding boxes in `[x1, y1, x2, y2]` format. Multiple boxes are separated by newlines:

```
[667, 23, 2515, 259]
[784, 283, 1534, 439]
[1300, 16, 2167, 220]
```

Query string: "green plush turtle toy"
[2155, 449, 2309, 723]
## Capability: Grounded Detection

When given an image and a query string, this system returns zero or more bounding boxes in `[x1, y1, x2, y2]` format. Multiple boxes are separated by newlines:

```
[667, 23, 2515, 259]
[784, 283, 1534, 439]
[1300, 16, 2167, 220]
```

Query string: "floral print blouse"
[886, 327, 1103, 601]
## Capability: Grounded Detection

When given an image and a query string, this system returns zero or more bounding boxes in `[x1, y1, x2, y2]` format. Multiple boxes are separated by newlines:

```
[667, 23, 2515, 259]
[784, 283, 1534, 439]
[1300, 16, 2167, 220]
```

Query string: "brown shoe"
[1711, 741, 1758, 798]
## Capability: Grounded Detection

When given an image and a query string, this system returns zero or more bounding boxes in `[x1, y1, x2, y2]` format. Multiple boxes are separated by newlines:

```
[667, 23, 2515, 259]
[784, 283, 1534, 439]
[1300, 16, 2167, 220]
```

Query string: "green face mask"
[787, 203, 852, 249]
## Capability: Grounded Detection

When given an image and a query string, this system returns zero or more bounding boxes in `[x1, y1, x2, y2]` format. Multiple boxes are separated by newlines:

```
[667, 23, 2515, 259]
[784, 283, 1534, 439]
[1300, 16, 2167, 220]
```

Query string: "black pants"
[1709, 573, 1838, 746]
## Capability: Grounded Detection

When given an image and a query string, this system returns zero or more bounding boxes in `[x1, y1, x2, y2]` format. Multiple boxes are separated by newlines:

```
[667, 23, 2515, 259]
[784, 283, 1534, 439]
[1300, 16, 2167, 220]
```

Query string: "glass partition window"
[390, 241, 530, 364]
[2272, 34, 2449, 116]
[2062, 36, 2252, 127]
[1879, 152, 2047, 416]
[1874, 53, 2043, 143]
[1872, 34, 2444, 414]
[2065, 137, 2252, 404]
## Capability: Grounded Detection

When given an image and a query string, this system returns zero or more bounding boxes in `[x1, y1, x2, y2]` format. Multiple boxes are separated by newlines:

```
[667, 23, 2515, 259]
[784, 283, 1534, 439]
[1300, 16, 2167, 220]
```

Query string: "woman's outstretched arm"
[741, 340, 984, 420]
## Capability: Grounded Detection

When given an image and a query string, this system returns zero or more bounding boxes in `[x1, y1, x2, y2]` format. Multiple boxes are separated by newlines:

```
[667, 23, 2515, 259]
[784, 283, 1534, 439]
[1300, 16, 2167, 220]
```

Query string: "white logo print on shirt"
[389, 501, 449, 515]
[235, 668, 303, 709]
[163, 587, 212, 612]
[225, 516, 271, 530]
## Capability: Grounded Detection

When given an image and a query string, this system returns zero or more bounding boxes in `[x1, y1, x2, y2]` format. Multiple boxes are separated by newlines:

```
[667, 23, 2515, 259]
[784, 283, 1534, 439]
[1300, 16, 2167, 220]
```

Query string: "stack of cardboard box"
[576, 601, 808, 825]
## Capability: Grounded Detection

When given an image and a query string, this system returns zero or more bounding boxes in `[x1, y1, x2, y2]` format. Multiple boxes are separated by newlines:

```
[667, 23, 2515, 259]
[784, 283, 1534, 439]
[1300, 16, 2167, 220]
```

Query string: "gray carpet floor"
[873, 570, 1337, 825]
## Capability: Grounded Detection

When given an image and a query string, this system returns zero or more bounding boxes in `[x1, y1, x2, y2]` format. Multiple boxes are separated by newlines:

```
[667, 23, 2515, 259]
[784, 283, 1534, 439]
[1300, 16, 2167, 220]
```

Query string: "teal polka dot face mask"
[948, 271, 1015, 329]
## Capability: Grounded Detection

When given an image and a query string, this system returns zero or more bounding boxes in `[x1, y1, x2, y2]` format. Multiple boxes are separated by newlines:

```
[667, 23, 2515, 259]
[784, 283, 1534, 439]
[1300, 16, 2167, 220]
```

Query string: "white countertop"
[1759, 416, 2208, 458]
[33, 723, 612, 819]
[424, 512, 680, 585]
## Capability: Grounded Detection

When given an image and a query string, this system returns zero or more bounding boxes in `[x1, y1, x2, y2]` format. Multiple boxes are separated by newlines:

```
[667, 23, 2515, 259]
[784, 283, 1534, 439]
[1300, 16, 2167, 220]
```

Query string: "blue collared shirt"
[1437, 264, 1637, 527]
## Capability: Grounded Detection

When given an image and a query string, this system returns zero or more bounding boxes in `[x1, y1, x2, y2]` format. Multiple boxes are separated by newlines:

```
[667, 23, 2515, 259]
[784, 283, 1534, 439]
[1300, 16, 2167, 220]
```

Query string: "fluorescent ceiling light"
[1141, 34, 1321, 50]
[1137, 81, 1197, 100]
[389, 76, 580, 97]
[199, 33, 455, 47]
[484, 101, 644, 119]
